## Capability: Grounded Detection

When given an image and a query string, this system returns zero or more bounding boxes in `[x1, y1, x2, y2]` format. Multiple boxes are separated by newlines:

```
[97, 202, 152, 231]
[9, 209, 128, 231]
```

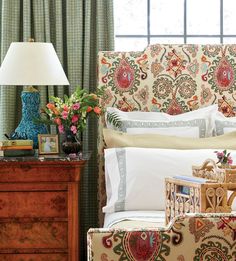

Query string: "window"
[114, 0, 236, 51]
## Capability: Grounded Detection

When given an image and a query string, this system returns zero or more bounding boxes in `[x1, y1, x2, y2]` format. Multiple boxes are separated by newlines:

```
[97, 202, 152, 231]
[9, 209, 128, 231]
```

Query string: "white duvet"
[103, 147, 236, 213]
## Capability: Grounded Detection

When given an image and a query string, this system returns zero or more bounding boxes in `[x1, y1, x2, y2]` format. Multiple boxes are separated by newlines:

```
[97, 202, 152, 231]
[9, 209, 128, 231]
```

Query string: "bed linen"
[106, 105, 218, 137]
[104, 210, 165, 228]
[103, 128, 236, 149]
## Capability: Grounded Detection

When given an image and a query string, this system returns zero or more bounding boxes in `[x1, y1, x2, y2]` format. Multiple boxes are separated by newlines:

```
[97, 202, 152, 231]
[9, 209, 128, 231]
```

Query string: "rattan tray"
[192, 158, 236, 183]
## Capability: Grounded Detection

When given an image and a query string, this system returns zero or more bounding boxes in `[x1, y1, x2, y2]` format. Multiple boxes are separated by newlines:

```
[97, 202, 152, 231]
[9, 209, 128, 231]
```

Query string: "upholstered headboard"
[97, 44, 236, 224]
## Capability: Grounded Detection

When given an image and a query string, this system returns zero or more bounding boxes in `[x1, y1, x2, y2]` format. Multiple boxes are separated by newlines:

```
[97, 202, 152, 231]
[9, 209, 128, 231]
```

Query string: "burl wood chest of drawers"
[0, 154, 88, 261]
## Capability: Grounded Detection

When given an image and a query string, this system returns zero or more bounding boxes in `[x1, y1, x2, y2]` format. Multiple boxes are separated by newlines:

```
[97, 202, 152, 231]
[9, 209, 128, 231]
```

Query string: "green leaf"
[64, 94, 69, 103]
[97, 85, 105, 97]
[106, 112, 122, 128]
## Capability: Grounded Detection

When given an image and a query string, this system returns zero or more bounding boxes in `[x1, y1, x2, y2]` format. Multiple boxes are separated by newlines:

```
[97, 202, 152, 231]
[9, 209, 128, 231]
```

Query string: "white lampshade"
[0, 42, 69, 85]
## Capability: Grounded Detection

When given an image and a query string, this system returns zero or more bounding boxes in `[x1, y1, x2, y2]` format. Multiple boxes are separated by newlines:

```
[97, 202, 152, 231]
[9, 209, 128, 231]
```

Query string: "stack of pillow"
[102, 105, 236, 214]
[104, 104, 236, 149]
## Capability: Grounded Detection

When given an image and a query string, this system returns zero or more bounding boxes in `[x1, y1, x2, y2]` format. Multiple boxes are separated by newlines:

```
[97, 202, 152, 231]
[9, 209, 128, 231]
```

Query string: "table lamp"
[0, 41, 69, 148]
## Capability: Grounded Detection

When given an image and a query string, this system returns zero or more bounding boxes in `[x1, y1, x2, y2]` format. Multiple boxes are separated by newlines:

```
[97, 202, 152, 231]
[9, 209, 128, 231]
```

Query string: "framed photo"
[38, 134, 59, 155]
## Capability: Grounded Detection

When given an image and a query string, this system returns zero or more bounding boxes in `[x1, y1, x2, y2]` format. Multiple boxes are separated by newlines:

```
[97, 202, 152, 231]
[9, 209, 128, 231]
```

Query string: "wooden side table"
[0, 153, 89, 261]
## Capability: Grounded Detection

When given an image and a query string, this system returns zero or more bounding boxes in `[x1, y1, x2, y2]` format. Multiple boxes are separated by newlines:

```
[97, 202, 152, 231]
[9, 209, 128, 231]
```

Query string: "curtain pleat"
[0, 0, 21, 137]
[0, 0, 114, 259]
[79, 1, 114, 258]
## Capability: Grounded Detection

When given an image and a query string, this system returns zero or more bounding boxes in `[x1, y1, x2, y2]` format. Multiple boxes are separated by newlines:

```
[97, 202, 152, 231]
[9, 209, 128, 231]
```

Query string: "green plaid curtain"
[0, 0, 114, 259]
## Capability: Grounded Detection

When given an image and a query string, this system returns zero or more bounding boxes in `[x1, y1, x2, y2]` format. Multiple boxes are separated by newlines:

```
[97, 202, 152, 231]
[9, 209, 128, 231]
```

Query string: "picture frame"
[38, 134, 59, 155]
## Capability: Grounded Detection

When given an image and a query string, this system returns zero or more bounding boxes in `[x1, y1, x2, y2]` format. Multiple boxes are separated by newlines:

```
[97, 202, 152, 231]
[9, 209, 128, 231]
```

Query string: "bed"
[88, 44, 236, 260]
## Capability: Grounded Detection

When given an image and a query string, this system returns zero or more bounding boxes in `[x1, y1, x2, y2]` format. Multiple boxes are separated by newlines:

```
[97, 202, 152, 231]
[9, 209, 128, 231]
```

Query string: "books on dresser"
[0, 139, 33, 147]
[0, 149, 35, 157]
[0, 145, 33, 150]
[0, 139, 34, 157]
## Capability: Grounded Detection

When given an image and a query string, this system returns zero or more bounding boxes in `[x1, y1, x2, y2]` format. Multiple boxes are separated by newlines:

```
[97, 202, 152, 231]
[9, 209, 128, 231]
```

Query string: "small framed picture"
[38, 134, 59, 155]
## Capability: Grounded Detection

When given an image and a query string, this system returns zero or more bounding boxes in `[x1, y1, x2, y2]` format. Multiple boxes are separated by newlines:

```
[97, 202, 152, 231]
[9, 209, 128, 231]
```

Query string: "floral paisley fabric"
[99, 44, 236, 115]
[88, 213, 236, 260]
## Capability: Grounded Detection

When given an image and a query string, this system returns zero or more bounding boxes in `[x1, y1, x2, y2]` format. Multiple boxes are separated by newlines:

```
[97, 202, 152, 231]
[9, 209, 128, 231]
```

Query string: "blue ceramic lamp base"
[13, 90, 47, 148]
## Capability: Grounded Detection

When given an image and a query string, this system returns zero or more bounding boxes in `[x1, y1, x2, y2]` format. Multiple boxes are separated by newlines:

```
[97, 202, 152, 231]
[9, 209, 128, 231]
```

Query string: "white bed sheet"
[104, 210, 166, 228]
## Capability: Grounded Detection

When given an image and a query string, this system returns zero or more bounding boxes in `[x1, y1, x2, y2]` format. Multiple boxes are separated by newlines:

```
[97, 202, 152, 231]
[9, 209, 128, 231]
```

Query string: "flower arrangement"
[215, 150, 233, 166]
[40, 86, 103, 135]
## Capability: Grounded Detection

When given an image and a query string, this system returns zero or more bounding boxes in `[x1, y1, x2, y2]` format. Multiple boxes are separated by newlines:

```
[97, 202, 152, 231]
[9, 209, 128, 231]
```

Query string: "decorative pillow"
[215, 111, 236, 135]
[103, 128, 236, 150]
[103, 148, 236, 212]
[106, 105, 218, 138]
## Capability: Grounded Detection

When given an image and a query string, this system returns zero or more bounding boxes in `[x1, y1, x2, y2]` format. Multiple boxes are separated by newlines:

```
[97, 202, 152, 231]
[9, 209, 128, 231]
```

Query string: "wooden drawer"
[0, 221, 67, 249]
[0, 254, 68, 261]
[0, 191, 67, 218]
[0, 164, 81, 182]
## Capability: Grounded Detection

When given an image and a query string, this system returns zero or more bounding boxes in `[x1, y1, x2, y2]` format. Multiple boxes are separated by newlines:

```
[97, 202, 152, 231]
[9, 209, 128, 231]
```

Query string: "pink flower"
[72, 103, 80, 110]
[228, 156, 233, 165]
[217, 152, 224, 159]
[215, 150, 233, 165]
[70, 125, 77, 134]
[61, 111, 69, 119]
[58, 125, 64, 134]
[72, 114, 79, 123]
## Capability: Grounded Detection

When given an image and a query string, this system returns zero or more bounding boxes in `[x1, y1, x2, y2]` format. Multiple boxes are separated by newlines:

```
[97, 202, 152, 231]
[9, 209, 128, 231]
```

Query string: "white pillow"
[103, 147, 236, 213]
[215, 111, 236, 135]
[106, 105, 218, 138]
[106, 107, 168, 121]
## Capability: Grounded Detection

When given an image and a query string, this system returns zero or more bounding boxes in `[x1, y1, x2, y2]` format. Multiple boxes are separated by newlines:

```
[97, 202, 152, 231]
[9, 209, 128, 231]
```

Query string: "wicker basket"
[192, 159, 236, 183]
[165, 177, 230, 224]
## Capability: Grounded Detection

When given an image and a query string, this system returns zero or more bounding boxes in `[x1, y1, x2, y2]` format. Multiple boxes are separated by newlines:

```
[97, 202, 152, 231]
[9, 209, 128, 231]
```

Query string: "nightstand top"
[0, 151, 91, 164]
